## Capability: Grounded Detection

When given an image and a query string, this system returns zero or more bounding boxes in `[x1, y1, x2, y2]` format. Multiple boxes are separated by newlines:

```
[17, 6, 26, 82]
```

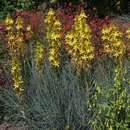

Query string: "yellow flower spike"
[48, 48, 59, 67]
[48, 8, 55, 16]
[15, 16, 25, 56]
[126, 28, 130, 39]
[15, 16, 23, 31]
[34, 41, 45, 72]
[65, 10, 94, 70]
[5, 17, 15, 55]
[5, 14, 25, 57]
[5, 14, 14, 29]
[78, 10, 87, 19]
[45, 8, 62, 67]
[102, 24, 128, 117]
[44, 8, 55, 24]
[15, 32, 24, 55]
[11, 57, 23, 97]
[101, 23, 126, 60]
[5, 14, 14, 50]
[5, 15, 25, 100]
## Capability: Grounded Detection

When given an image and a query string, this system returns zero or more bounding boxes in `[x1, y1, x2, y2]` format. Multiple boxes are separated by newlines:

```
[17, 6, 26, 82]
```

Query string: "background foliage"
[0, 0, 129, 19]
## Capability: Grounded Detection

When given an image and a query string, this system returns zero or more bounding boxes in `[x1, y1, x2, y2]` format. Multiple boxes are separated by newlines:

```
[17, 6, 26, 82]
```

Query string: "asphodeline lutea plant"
[5, 15, 25, 56]
[44, 8, 62, 67]
[34, 41, 45, 72]
[101, 23, 129, 130]
[5, 14, 14, 31]
[5, 15, 24, 99]
[101, 23, 126, 60]
[101, 22, 126, 96]
[65, 10, 94, 70]
[5, 14, 15, 55]
[11, 56, 23, 98]
[15, 16, 25, 56]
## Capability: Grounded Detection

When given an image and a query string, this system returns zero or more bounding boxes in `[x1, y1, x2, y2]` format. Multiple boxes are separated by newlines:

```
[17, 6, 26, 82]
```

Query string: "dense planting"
[0, 5, 130, 130]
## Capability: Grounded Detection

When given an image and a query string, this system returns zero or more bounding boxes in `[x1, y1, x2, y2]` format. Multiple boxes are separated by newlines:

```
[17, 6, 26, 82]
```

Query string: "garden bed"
[0, 2, 130, 130]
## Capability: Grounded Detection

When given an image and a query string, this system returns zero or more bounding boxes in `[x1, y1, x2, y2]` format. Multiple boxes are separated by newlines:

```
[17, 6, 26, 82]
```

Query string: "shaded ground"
[0, 123, 26, 130]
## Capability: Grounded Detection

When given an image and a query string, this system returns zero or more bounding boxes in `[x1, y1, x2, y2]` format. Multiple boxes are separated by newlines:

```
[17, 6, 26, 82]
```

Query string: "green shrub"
[0, 0, 35, 19]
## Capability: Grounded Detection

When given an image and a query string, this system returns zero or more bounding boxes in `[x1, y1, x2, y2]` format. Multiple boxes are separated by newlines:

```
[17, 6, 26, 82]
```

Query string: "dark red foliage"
[56, 3, 85, 41]
[15, 10, 43, 32]
[89, 16, 110, 34]
[87, 15, 111, 58]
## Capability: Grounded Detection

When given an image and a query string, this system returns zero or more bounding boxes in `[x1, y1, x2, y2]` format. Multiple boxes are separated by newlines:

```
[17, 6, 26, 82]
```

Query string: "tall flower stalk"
[15, 16, 25, 57]
[34, 41, 45, 72]
[5, 14, 15, 55]
[5, 14, 24, 99]
[65, 10, 94, 70]
[101, 23, 126, 60]
[44, 8, 62, 67]
[100, 23, 129, 129]
[11, 56, 23, 97]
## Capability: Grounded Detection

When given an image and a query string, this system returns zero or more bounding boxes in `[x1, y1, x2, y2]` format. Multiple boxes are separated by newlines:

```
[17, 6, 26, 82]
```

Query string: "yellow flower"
[48, 48, 59, 67]
[54, 20, 61, 27]
[26, 25, 31, 32]
[6, 32, 16, 54]
[48, 8, 55, 16]
[5, 14, 25, 57]
[5, 14, 14, 27]
[15, 16, 23, 30]
[11, 57, 23, 97]
[126, 28, 130, 39]
[34, 41, 45, 71]
[26, 24, 33, 36]
[101, 23, 126, 60]
[5, 14, 25, 99]
[79, 10, 87, 18]
[65, 10, 94, 70]
[45, 8, 62, 67]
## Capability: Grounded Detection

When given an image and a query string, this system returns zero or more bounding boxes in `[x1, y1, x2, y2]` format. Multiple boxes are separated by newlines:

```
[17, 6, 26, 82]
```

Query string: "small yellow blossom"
[48, 8, 55, 16]
[26, 24, 33, 37]
[15, 16, 23, 31]
[5, 14, 14, 31]
[26, 25, 31, 32]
